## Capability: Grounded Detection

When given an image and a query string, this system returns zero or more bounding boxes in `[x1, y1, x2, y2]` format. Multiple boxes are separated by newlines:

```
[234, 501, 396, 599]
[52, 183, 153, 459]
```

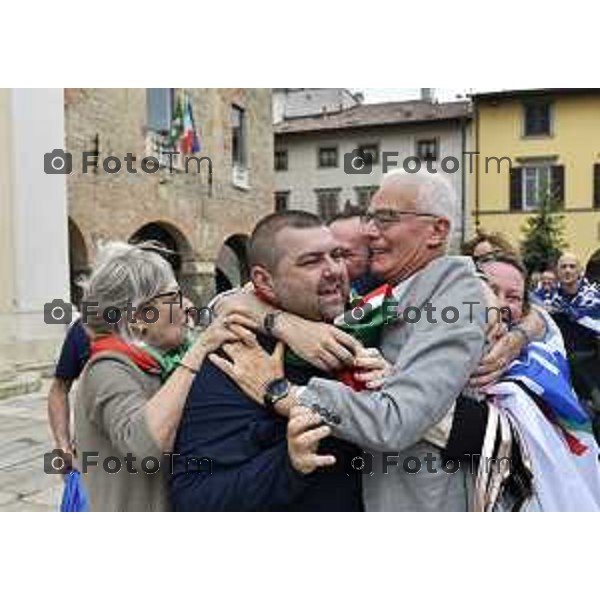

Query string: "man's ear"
[427, 217, 451, 249]
[251, 265, 277, 303]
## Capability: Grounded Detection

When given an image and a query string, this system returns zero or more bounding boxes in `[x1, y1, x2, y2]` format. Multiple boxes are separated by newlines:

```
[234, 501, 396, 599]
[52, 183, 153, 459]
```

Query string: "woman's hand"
[209, 335, 286, 404]
[351, 347, 392, 390]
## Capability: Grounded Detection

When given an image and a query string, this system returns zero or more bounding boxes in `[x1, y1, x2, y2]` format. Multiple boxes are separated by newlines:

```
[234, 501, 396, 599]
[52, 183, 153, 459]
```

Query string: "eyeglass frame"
[360, 209, 441, 228]
[146, 288, 183, 306]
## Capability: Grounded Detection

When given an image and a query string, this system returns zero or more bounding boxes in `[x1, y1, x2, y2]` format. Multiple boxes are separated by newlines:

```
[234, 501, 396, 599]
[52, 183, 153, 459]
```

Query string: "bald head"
[557, 252, 581, 292]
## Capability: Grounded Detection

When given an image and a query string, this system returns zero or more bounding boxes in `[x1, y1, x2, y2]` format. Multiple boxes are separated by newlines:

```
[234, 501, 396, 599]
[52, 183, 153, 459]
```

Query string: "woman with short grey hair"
[75, 241, 249, 511]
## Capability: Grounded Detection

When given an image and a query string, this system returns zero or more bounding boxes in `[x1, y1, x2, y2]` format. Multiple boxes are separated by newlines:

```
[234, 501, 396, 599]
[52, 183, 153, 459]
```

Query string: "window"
[594, 164, 600, 209]
[275, 191, 290, 212]
[354, 186, 379, 210]
[274, 149, 288, 171]
[523, 101, 552, 137]
[510, 164, 564, 211]
[231, 105, 247, 166]
[316, 188, 341, 220]
[318, 147, 338, 168]
[357, 144, 379, 166]
[523, 165, 551, 209]
[416, 139, 438, 161]
[147, 88, 173, 132]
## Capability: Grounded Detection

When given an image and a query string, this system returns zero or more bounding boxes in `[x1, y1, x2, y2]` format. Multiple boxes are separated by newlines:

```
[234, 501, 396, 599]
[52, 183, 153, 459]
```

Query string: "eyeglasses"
[360, 209, 440, 229]
[148, 288, 182, 305]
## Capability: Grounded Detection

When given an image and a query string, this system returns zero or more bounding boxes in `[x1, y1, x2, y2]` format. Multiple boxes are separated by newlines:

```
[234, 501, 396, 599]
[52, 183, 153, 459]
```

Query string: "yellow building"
[471, 89, 600, 278]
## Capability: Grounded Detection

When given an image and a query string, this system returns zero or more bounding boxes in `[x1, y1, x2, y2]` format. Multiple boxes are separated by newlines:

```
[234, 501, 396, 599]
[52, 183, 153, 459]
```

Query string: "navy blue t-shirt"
[54, 319, 91, 380]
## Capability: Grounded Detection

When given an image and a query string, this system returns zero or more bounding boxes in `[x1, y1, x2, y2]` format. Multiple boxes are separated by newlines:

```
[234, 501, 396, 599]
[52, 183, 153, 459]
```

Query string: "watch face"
[268, 378, 289, 398]
[265, 378, 290, 404]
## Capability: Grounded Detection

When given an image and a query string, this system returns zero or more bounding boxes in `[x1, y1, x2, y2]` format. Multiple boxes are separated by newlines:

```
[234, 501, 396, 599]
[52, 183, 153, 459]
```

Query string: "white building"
[272, 88, 362, 123]
[274, 98, 472, 245]
[0, 89, 70, 396]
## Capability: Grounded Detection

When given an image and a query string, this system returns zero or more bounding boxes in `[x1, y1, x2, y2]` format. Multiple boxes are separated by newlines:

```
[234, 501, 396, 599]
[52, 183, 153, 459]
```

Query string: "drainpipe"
[460, 117, 467, 245]
[474, 99, 481, 231]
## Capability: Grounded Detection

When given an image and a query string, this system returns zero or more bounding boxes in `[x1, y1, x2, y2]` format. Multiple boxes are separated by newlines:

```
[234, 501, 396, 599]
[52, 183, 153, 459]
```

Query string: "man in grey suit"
[217, 169, 487, 511]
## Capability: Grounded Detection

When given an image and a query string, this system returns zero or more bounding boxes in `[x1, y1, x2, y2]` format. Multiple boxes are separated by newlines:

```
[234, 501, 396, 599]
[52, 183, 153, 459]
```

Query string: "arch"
[128, 221, 193, 277]
[215, 234, 250, 293]
[68, 218, 89, 307]
[586, 248, 600, 285]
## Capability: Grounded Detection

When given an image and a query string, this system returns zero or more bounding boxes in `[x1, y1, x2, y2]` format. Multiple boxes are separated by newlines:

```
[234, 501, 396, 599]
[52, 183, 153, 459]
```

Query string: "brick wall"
[66, 88, 274, 304]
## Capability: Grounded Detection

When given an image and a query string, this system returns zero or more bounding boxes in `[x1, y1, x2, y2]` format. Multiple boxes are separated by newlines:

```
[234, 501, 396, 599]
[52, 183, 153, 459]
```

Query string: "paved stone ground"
[0, 380, 63, 512]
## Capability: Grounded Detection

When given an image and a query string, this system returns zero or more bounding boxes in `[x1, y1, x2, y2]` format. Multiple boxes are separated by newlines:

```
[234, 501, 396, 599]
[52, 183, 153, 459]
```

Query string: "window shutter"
[594, 164, 600, 209]
[146, 88, 171, 132]
[551, 165, 565, 209]
[509, 167, 523, 211]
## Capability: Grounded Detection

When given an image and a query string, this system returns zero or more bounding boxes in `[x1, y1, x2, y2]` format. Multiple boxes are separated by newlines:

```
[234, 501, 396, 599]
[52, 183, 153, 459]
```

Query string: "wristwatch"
[263, 377, 291, 410]
[264, 310, 283, 337]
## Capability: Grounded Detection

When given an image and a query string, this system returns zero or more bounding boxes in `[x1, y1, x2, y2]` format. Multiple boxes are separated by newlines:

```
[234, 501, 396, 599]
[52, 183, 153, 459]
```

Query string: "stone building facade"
[274, 99, 472, 248]
[66, 88, 274, 307]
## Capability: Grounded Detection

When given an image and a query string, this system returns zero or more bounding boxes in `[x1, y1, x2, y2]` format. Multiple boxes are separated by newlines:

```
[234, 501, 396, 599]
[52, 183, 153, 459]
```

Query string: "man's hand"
[277, 314, 361, 372]
[287, 406, 336, 474]
[213, 288, 362, 372]
[58, 444, 78, 477]
[352, 347, 392, 389]
[209, 336, 286, 404]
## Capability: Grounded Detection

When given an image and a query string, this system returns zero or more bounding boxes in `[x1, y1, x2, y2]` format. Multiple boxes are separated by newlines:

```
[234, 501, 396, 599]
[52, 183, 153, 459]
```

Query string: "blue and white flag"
[488, 317, 600, 511]
[549, 279, 600, 336]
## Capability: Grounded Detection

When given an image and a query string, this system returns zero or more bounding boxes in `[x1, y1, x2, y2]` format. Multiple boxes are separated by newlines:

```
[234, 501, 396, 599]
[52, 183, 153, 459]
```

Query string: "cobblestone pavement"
[0, 380, 63, 512]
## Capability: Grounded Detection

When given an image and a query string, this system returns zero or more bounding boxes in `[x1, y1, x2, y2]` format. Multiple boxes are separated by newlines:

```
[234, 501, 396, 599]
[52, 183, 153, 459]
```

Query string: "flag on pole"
[169, 93, 184, 147]
[181, 92, 201, 154]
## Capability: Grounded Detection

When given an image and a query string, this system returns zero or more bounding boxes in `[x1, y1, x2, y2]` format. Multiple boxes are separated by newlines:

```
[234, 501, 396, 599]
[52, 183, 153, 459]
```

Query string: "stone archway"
[68, 218, 89, 308]
[215, 234, 250, 293]
[128, 221, 197, 302]
[586, 248, 600, 285]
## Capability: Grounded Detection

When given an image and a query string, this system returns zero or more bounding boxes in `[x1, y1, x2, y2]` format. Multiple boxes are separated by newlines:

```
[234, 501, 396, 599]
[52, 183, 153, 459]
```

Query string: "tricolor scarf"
[285, 284, 396, 390]
[549, 279, 600, 336]
[90, 333, 194, 382]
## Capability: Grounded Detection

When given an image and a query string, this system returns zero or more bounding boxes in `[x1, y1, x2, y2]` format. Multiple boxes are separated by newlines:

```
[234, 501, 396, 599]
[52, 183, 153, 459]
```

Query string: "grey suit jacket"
[299, 256, 487, 512]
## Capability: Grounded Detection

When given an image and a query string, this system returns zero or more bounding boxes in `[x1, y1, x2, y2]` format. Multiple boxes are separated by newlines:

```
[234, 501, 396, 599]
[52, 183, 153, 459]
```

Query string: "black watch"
[264, 311, 283, 337]
[263, 377, 291, 410]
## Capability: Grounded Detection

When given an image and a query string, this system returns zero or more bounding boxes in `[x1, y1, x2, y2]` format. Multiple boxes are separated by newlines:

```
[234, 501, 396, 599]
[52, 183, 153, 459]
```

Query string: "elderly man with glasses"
[216, 169, 488, 511]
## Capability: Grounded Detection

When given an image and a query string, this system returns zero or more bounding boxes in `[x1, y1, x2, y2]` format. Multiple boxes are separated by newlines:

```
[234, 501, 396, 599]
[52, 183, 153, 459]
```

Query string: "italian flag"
[334, 284, 397, 347]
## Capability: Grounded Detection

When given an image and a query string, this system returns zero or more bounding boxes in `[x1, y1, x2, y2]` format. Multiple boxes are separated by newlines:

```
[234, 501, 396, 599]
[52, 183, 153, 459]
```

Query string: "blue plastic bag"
[60, 470, 90, 512]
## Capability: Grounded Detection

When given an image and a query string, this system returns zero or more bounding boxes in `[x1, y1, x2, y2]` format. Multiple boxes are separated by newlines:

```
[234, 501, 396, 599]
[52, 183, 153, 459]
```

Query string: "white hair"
[80, 240, 176, 342]
[381, 169, 457, 236]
